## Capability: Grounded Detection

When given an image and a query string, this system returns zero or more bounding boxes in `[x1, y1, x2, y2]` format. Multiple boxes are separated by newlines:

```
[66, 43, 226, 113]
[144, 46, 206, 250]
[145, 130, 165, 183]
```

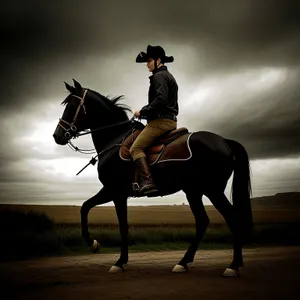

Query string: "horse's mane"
[62, 88, 132, 121]
[88, 89, 131, 121]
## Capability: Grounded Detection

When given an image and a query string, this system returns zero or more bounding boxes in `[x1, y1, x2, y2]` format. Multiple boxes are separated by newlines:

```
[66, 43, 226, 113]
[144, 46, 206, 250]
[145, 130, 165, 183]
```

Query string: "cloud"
[1, 0, 300, 203]
[250, 157, 300, 195]
[182, 67, 300, 159]
[2, 0, 300, 110]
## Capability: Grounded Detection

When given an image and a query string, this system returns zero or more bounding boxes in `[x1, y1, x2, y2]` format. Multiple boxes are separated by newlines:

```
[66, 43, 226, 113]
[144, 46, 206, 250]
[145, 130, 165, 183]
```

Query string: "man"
[129, 45, 179, 195]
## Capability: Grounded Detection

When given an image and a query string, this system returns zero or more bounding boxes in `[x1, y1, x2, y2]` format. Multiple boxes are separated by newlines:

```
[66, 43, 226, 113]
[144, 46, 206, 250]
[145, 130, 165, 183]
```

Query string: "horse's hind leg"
[173, 190, 210, 272]
[208, 192, 243, 275]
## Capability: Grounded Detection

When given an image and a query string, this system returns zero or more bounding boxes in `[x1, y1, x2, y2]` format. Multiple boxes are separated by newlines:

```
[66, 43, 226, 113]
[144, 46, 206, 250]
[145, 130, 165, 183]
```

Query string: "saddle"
[119, 127, 191, 165]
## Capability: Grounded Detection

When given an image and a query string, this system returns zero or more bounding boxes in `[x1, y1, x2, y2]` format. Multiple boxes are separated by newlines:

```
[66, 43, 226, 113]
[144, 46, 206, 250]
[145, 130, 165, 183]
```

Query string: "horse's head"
[53, 79, 132, 146]
[53, 79, 88, 145]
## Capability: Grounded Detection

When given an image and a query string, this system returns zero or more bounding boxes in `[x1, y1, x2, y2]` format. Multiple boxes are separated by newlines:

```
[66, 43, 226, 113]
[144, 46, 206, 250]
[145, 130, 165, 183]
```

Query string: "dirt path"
[1, 246, 300, 300]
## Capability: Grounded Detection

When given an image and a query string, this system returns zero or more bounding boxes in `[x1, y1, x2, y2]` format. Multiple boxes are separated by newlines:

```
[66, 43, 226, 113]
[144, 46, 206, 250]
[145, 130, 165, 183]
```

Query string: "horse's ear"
[64, 81, 74, 93]
[73, 78, 82, 92]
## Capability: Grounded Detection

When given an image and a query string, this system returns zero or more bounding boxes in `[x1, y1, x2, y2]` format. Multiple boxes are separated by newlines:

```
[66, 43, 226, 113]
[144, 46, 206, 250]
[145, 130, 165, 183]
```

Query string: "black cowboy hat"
[136, 45, 174, 63]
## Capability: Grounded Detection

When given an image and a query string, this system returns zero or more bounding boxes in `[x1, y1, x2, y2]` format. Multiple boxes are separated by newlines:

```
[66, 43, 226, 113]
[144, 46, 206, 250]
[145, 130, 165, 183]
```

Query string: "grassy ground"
[1, 204, 300, 261]
[1, 203, 300, 224]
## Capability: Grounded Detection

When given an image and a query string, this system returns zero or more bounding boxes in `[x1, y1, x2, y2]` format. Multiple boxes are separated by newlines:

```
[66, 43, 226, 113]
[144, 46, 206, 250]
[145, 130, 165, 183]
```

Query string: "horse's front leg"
[108, 196, 129, 273]
[80, 187, 112, 250]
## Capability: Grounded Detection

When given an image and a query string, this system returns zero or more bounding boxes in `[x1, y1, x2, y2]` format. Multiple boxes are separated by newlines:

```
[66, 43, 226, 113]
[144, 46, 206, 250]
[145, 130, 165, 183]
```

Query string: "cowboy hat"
[136, 45, 174, 63]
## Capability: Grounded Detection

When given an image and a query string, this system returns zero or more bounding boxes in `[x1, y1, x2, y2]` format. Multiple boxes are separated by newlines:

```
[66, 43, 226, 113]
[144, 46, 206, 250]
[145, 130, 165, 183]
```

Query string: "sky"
[1, 0, 300, 206]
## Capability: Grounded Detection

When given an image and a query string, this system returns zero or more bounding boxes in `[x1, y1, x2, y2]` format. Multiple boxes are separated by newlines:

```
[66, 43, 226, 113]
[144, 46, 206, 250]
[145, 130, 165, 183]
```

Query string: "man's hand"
[134, 110, 141, 118]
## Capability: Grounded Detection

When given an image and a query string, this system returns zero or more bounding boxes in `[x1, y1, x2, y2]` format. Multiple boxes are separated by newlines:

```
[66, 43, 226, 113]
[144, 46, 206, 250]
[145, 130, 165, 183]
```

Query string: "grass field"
[1, 197, 300, 261]
[1, 203, 300, 225]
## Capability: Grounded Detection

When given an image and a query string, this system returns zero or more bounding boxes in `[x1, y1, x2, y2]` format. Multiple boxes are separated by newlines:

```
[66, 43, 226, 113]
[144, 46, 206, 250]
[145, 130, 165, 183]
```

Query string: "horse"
[53, 79, 253, 276]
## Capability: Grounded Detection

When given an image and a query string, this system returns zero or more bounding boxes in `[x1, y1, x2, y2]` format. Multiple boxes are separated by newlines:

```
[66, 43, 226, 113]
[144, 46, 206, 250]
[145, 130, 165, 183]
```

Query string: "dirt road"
[1, 246, 299, 300]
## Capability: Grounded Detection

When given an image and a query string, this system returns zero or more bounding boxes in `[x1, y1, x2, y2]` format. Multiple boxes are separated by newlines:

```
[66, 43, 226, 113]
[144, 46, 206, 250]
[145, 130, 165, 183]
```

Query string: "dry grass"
[1, 204, 299, 225]
[1, 203, 300, 260]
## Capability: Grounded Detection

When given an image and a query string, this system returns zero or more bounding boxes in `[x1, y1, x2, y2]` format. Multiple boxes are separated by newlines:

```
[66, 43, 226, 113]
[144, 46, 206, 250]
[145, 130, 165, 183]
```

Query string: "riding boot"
[134, 157, 158, 195]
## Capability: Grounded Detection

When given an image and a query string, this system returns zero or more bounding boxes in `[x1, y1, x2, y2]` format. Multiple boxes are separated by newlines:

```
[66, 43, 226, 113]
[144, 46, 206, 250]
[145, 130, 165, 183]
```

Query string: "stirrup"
[132, 182, 140, 192]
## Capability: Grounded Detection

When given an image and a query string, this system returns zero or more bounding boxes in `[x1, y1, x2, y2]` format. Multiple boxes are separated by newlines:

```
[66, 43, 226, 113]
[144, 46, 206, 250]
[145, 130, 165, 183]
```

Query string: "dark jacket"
[140, 66, 179, 121]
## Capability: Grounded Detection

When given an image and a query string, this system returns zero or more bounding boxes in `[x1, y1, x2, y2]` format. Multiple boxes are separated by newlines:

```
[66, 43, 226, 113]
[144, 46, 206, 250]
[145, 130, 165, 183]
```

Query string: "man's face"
[146, 58, 155, 72]
[146, 57, 161, 72]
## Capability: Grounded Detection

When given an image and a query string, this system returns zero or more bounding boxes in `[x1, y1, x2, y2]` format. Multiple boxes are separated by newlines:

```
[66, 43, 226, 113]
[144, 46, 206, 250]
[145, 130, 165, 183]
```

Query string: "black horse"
[53, 79, 253, 276]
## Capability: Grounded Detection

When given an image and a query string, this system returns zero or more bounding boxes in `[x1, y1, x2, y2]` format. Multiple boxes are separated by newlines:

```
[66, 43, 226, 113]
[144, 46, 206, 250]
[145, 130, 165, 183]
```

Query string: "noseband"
[58, 89, 87, 140]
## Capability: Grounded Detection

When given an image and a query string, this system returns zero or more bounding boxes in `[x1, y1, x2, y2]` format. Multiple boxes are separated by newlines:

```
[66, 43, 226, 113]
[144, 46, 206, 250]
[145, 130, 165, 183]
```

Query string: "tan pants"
[129, 119, 177, 161]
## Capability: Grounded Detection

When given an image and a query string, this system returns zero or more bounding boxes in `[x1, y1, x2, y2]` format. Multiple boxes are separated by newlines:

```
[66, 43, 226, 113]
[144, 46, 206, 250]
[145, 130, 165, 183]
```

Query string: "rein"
[75, 125, 136, 176]
[68, 117, 136, 155]
[75, 117, 135, 138]
[67, 118, 135, 155]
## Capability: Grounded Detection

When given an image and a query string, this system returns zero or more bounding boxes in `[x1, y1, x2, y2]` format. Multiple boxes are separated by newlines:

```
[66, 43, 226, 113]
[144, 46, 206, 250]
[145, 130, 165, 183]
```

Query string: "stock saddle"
[119, 126, 192, 165]
[119, 126, 192, 195]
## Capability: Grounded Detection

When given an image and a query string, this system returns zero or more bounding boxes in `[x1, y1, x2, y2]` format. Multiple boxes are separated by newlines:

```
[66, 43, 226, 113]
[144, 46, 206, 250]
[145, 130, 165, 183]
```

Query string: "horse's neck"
[85, 93, 131, 153]
[90, 122, 132, 154]
[87, 110, 129, 153]
[90, 130, 110, 153]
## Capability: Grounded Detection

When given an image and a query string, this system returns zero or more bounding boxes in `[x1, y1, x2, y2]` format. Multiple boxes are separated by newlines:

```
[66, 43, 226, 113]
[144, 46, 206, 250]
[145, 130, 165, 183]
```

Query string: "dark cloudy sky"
[1, 0, 299, 205]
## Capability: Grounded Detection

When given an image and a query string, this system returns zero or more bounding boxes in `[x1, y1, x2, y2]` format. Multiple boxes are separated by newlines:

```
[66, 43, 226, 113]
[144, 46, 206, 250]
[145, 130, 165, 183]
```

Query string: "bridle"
[57, 88, 139, 174]
[57, 88, 137, 175]
[57, 88, 136, 156]
[58, 89, 88, 141]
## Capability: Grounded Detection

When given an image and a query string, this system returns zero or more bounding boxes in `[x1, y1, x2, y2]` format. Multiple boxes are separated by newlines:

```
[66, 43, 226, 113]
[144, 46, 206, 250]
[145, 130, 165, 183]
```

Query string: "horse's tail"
[226, 139, 253, 237]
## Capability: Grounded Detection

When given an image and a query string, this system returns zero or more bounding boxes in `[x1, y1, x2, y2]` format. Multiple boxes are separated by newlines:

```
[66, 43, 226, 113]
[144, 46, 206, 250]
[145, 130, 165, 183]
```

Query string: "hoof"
[223, 268, 240, 277]
[91, 240, 100, 253]
[109, 265, 124, 273]
[172, 264, 187, 273]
